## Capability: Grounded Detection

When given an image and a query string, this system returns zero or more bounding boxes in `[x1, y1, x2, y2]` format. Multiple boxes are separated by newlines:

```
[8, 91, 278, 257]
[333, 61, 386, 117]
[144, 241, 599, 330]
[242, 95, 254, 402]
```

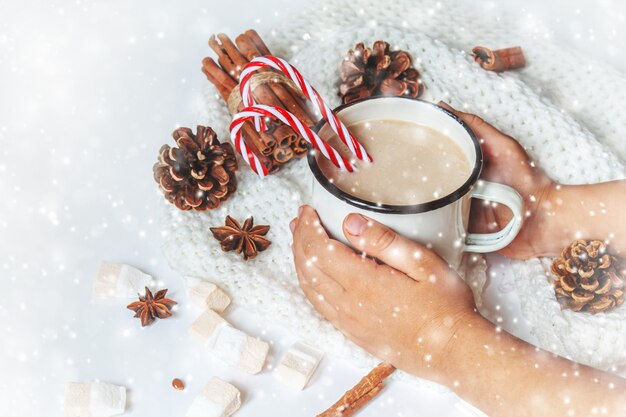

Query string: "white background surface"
[1, 1, 625, 416]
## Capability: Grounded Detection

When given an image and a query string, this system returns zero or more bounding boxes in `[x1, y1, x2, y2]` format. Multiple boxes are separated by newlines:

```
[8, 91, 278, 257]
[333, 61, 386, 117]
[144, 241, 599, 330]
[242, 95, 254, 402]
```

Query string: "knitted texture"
[161, 0, 626, 398]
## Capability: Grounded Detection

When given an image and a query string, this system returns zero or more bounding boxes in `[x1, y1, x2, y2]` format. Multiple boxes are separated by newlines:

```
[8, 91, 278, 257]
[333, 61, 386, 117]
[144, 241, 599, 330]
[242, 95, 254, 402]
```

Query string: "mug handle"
[464, 180, 524, 253]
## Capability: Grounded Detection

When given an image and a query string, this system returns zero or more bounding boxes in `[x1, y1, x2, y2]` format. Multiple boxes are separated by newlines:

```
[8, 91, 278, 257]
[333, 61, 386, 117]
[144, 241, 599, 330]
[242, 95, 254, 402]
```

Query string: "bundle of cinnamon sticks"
[202, 30, 318, 173]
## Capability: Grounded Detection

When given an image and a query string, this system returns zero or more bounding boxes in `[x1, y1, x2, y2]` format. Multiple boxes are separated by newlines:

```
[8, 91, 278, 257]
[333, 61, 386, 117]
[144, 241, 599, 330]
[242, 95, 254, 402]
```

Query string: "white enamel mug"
[307, 97, 524, 269]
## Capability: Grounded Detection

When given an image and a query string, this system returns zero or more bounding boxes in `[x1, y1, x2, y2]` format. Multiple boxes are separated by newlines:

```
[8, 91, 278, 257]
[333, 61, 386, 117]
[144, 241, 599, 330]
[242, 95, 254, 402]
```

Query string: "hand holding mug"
[290, 206, 477, 382]
[440, 102, 558, 260]
[290, 205, 626, 417]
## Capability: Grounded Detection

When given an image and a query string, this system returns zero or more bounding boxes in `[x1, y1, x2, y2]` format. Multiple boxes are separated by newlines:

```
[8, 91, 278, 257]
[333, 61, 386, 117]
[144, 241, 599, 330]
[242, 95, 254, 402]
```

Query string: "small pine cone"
[338, 40, 425, 104]
[551, 239, 625, 314]
[153, 126, 238, 211]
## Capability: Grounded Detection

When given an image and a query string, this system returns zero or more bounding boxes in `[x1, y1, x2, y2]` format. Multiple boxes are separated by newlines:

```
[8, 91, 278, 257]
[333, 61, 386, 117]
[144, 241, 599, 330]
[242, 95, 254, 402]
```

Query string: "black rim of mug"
[306, 96, 483, 214]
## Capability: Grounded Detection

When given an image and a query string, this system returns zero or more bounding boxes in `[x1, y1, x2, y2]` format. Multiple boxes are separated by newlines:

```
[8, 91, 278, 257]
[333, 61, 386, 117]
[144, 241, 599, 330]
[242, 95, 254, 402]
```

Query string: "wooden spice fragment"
[472, 46, 526, 72]
[172, 378, 185, 391]
[317, 362, 395, 417]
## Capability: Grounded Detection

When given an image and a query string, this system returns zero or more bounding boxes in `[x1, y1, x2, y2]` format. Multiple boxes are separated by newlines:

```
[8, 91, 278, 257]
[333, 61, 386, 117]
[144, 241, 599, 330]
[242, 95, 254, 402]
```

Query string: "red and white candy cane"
[239, 55, 373, 164]
[230, 104, 355, 178]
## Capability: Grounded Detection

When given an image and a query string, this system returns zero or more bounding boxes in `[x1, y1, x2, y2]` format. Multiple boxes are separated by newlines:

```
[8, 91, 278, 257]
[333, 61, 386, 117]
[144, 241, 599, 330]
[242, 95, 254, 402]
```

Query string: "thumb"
[342, 213, 442, 280]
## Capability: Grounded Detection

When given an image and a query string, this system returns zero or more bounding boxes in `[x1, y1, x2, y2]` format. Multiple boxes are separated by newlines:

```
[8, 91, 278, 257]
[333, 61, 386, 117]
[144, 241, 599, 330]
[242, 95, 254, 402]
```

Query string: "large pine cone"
[154, 126, 238, 211]
[338, 40, 424, 104]
[551, 240, 625, 314]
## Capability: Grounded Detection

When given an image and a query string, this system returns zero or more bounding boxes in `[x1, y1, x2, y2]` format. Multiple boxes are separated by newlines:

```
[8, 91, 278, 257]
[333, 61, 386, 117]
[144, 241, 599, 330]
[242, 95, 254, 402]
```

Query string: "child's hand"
[290, 206, 480, 381]
[440, 102, 557, 259]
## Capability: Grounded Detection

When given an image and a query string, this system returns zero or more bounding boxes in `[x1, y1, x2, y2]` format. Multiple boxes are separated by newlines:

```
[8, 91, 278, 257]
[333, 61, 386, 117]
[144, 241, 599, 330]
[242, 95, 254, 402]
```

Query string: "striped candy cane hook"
[239, 55, 373, 164]
[230, 104, 355, 176]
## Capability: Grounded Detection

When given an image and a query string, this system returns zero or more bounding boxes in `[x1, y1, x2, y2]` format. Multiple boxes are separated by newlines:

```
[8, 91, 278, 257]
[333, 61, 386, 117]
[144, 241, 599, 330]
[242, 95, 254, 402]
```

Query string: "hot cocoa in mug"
[307, 97, 524, 268]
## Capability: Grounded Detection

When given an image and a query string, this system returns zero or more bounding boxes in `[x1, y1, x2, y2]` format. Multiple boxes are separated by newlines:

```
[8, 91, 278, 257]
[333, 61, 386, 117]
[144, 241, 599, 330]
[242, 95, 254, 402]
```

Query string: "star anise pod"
[127, 287, 177, 327]
[210, 216, 271, 260]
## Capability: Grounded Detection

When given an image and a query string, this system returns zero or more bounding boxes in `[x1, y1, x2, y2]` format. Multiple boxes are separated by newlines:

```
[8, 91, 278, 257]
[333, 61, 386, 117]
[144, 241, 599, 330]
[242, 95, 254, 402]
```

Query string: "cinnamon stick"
[293, 137, 309, 157]
[236, 33, 314, 127]
[241, 123, 272, 162]
[472, 46, 526, 72]
[209, 33, 278, 104]
[242, 29, 271, 55]
[236, 32, 317, 126]
[236, 32, 267, 61]
[273, 145, 294, 165]
[342, 383, 384, 417]
[273, 124, 298, 148]
[202, 56, 275, 167]
[235, 29, 317, 127]
[258, 129, 277, 155]
[274, 125, 308, 159]
[209, 34, 247, 79]
[317, 363, 396, 417]
[274, 81, 316, 126]
[201, 57, 236, 101]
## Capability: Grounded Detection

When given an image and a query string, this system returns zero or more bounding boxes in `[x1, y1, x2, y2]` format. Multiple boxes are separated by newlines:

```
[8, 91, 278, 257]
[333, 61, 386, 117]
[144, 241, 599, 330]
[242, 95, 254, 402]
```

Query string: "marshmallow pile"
[190, 309, 269, 374]
[187, 278, 269, 374]
[64, 381, 126, 417]
[187, 278, 325, 389]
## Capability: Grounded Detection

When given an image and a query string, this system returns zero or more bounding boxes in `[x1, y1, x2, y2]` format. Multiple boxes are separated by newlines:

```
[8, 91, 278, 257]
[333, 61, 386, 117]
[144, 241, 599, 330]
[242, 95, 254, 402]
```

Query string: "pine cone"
[551, 240, 625, 314]
[154, 126, 238, 211]
[338, 40, 424, 104]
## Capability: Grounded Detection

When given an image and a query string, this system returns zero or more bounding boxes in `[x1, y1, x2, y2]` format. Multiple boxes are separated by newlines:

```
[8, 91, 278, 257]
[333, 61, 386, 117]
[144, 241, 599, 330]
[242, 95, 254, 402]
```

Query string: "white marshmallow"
[274, 342, 323, 390]
[64, 381, 126, 417]
[189, 310, 269, 374]
[189, 309, 228, 345]
[186, 377, 241, 417]
[186, 278, 231, 312]
[93, 262, 152, 299]
[212, 325, 269, 374]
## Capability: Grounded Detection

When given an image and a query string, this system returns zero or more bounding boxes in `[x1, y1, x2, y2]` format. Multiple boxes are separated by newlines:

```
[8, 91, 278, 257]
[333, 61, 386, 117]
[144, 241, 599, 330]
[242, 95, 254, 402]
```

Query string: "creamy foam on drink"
[317, 119, 471, 205]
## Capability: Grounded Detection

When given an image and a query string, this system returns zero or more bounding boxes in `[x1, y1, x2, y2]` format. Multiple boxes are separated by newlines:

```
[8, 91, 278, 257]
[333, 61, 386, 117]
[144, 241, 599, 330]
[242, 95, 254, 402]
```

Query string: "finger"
[294, 249, 346, 299]
[289, 205, 306, 235]
[469, 198, 501, 234]
[292, 207, 345, 302]
[292, 205, 329, 244]
[295, 205, 380, 289]
[295, 265, 340, 322]
[292, 214, 347, 301]
[342, 213, 440, 280]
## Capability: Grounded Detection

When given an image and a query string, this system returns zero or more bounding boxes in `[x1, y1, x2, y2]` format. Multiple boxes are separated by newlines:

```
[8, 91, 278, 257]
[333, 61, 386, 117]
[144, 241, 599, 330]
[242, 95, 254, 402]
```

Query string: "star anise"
[210, 216, 271, 260]
[127, 287, 177, 327]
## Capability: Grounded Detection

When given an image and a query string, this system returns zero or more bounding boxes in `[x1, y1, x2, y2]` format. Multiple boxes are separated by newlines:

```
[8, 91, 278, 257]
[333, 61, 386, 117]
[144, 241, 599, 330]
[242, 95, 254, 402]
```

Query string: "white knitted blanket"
[161, 0, 626, 397]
